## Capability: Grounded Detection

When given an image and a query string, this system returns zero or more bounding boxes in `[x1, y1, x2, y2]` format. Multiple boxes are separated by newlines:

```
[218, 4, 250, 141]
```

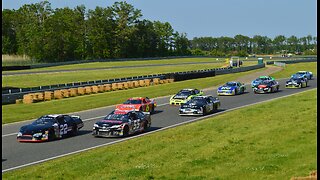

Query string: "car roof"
[297, 71, 307, 73]
[181, 88, 196, 91]
[259, 76, 270, 78]
[192, 95, 212, 98]
[128, 97, 144, 100]
[113, 110, 136, 114]
[46, 114, 63, 118]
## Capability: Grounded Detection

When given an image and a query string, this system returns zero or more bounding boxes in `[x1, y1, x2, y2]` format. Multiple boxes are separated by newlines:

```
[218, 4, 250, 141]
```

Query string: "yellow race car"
[169, 88, 203, 105]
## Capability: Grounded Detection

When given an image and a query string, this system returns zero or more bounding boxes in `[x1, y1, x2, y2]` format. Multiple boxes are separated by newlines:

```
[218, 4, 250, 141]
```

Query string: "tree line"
[2, 1, 317, 62]
[190, 34, 317, 57]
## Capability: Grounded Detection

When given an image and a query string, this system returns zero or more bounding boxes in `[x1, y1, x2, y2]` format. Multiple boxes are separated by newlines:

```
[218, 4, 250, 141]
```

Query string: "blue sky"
[2, 0, 317, 39]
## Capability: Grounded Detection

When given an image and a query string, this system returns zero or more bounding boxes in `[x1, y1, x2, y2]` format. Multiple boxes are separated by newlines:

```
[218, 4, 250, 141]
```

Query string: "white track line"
[2, 89, 315, 173]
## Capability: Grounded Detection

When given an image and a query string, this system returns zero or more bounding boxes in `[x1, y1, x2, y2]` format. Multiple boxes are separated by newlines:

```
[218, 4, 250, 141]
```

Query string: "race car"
[115, 97, 156, 114]
[179, 95, 220, 116]
[286, 75, 308, 88]
[92, 110, 151, 137]
[170, 88, 203, 105]
[251, 76, 275, 88]
[17, 114, 84, 142]
[217, 81, 246, 96]
[253, 80, 280, 94]
[292, 71, 313, 80]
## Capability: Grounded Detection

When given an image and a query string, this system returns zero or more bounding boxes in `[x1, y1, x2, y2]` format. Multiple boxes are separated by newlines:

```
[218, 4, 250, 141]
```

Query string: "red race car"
[116, 97, 156, 114]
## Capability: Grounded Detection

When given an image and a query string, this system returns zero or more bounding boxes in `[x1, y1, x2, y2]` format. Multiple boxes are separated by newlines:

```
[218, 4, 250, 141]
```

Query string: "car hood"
[181, 102, 203, 108]
[218, 86, 235, 90]
[173, 95, 188, 100]
[19, 123, 52, 134]
[116, 104, 141, 111]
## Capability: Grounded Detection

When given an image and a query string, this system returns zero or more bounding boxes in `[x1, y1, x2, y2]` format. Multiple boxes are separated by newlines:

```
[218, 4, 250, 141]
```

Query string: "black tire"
[235, 89, 238, 95]
[151, 105, 155, 114]
[123, 126, 129, 137]
[203, 107, 207, 115]
[71, 124, 78, 136]
[276, 86, 279, 92]
[143, 122, 148, 132]
[48, 129, 55, 141]
[305, 82, 308, 87]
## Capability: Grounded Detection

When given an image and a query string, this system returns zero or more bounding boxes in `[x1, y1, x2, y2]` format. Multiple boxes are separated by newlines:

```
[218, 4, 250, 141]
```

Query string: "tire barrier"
[18, 78, 175, 104]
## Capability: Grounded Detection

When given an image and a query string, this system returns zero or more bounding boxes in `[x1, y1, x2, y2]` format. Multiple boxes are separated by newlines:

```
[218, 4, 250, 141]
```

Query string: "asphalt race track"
[2, 77, 317, 172]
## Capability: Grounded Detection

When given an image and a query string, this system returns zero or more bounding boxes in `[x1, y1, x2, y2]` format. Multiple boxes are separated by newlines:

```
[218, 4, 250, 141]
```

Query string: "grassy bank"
[3, 89, 317, 179]
[1, 68, 266, 124]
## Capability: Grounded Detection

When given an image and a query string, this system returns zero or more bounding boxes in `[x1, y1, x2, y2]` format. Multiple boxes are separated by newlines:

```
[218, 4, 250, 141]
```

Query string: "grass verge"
[3, 89, 317, 179]
[3, 62, 251, 88]
[2, 68, 266, 124]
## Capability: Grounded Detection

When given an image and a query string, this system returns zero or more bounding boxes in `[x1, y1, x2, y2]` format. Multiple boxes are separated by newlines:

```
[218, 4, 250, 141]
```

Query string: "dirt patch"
[235, 65, 283, 84]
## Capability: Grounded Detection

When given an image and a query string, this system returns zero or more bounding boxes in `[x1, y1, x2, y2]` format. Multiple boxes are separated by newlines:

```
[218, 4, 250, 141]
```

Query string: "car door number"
[60, 124, 68, 135]
[133, 120, 140, 130]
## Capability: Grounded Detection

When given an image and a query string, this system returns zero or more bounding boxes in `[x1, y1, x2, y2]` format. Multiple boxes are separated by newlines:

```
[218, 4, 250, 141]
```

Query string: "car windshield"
[261, 81, 272, 86]
[225, 82, 236, 86]
[32, 116, 56, 124]
[123, 99, 142, 104]
[291, 77, 302, 81]
[297, 72, 306, 75]
[188, 98, 206, 104]
[259, 77, 270, 80]
[104, 114, 128, 121]
[176, 90, 191, 96]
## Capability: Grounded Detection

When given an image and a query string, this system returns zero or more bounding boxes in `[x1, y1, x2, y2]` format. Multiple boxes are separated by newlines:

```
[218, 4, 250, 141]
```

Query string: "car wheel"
[72, 124, 78, 136]
[151, 105, 155, 114]
[123, 125, 129, 137]
[143, 122, 148, 132]
[48, 129, 55, 141]
[203, 107, 207, 115]
[306, 82, 308, 87]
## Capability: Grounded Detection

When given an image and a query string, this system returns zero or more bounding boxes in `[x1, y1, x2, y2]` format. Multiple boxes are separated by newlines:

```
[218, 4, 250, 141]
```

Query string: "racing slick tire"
[305, 82, 308, 87]
[202, 107, 207, 116]
[151, 105, 155, 114]
[71, 124, 78, 136]
[123, 125, 129, 137]
[143, 122, 148, 132]
[48, 129, 55, 141]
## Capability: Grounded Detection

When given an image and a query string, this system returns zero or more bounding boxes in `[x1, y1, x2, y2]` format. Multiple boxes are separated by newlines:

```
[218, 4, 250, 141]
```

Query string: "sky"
[2, 0, 317, 39]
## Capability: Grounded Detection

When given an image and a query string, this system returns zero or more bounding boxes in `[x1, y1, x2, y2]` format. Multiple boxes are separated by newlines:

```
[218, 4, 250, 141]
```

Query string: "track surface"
[2, 77, 317, 172]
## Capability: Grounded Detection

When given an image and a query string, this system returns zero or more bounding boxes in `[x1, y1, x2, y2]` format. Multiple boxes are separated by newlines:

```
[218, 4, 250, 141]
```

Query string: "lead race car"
[179, 95, 220, 116]
[116, 97, 156, 114]
[291, 71, 313, 80]
[170, 88, 203, 105]
[217, 81, 246, 96]
[92, 110, 151, 137]
[17, 114, 84, 142]
[253, 80, 279, 94]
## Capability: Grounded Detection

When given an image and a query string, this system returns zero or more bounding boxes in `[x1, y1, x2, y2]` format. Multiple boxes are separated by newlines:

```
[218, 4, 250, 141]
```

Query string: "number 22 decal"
[60, 124, 68, 135]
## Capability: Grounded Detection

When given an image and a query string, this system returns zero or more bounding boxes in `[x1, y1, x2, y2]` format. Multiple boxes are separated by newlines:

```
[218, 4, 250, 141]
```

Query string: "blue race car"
[292, 71, 313, 80]
[217, 81, 246, 96]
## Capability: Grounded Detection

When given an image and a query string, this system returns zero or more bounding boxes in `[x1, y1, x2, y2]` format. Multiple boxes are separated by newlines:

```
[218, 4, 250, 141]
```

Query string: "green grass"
[270, 62, 317, 79]
[3, 89, 316, 179]
[2, 68, 266, 124]
[2, 62, 255, 88]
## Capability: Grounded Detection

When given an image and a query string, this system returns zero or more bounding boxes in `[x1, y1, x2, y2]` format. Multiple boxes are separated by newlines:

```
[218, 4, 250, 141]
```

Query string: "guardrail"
[265, 58, 317, 65]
